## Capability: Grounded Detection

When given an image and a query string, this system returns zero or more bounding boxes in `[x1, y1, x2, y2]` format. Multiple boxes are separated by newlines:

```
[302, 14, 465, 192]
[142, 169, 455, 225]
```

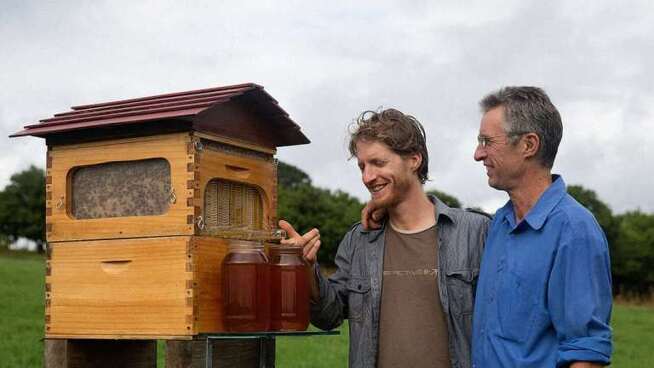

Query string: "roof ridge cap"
[71, 83, 260, 110]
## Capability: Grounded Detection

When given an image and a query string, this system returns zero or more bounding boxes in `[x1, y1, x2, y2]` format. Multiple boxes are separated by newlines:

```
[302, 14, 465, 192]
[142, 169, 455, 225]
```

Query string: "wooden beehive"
[11, 83, 309, 339]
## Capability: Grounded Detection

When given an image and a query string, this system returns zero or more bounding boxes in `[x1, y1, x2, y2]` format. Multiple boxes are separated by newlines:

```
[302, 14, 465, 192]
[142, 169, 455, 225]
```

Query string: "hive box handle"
[225, 164, 251, 179]
[100, 260, 132, 274]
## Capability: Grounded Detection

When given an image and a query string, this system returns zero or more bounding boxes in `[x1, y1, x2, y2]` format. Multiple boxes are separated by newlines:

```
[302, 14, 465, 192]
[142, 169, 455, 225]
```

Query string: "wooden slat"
[13, 108, 203, 138]
[52, 93, 235, 119]
[194, 131, 276, 155]
[49, 130, 186, 151]
[71, 83, 256, 110]
[40, 101, 216, 127]
[45, 334, 192, 340]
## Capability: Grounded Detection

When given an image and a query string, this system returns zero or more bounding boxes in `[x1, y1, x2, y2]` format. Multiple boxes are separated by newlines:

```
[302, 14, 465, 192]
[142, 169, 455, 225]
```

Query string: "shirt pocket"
[445, 269, 478, 316]
[346, 276, 371, 322]
[496, 269, 537, 342]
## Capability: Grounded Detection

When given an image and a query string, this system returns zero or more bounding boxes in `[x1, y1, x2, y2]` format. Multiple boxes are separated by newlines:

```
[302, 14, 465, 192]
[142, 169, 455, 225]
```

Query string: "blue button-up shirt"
[472, 175, 612, 367]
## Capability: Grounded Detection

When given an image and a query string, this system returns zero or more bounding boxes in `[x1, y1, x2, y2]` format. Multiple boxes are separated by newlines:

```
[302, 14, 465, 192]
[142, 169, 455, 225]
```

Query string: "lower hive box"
[45, 236, 229, 339]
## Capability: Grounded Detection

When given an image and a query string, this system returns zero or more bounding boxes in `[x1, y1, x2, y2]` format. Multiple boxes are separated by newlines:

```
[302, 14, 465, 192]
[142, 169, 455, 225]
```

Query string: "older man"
[472, 87, 613, 367]
[281, 108, 489, 368]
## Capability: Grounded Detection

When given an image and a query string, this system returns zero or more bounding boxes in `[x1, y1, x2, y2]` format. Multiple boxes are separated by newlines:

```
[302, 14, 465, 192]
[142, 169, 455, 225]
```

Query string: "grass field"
[1, 249, 652, 367]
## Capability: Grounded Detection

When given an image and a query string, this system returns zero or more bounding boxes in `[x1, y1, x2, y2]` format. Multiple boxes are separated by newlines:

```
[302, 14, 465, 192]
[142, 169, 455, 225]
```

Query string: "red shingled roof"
[10, 83, 309, 147]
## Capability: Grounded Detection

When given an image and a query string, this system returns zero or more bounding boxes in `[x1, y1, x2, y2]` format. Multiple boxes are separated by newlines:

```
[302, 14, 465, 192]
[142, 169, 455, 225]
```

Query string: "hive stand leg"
[44, 339, 68, 368]
[166, 340, 193, 368]
[259, 338, 275, 368]
[165, 337, 275, 368]
[44, 339, 157, 368]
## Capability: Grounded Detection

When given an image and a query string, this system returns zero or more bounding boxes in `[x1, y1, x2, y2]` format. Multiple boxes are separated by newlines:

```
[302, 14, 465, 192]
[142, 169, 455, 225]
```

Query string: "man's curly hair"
[348, 108, 429, 184]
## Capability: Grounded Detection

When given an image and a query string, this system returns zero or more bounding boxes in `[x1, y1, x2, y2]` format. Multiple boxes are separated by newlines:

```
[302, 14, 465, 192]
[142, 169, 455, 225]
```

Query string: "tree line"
[1, 164, 652, 297]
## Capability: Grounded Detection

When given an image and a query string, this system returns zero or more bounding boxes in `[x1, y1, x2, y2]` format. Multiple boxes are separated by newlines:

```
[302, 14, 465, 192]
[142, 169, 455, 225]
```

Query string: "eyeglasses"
[477, 134, 510, 148]
[477, 133, 525, 148]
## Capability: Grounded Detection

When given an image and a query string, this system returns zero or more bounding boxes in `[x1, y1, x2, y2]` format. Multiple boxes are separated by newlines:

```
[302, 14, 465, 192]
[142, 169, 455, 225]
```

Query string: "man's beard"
[370, 176, 412, 210]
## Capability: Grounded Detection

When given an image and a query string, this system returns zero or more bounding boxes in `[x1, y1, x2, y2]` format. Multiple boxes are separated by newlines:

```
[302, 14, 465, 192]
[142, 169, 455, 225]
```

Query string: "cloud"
[1, 0, 652, 215]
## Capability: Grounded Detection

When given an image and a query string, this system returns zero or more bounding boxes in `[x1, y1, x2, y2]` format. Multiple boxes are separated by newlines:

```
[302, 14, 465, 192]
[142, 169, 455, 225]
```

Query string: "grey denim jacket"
[310, 196, 490, 368]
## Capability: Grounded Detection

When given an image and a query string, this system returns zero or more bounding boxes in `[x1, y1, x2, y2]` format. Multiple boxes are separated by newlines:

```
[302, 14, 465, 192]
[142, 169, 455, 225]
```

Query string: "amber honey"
[222, 240, 270, 332]
[269, 245, 310, 331]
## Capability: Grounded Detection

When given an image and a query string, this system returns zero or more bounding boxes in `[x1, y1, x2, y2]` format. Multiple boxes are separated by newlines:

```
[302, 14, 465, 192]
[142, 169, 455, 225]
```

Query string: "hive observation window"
[70, 158, 172, 219]
[204, 179, 264, 230]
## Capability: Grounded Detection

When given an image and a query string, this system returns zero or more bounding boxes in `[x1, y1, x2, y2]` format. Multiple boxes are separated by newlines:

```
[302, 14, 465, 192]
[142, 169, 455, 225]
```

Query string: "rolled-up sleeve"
[548, 218, 613, 367]
[309, 230, 355, 330]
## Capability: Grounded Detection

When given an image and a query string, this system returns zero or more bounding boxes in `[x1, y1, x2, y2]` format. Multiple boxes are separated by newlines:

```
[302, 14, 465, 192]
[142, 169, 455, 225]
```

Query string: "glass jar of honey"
[268, 245, 310, 331]
[222, 240, 270, 332]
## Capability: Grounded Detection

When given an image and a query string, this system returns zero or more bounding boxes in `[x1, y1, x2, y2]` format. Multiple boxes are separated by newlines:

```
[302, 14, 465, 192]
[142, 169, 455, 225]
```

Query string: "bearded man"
[280, 108, 489, 368]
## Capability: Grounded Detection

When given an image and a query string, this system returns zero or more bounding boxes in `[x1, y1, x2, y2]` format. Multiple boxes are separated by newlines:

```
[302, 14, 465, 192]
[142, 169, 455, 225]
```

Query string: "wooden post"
[166, 338, 276, 368]
[44, 339, 67, 368]
[166, 341, 193, 368]
[44, 339, 156, 368]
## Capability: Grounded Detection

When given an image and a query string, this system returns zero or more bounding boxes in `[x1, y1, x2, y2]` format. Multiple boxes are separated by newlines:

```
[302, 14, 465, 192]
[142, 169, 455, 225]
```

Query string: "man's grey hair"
[480, 86, 563, 169]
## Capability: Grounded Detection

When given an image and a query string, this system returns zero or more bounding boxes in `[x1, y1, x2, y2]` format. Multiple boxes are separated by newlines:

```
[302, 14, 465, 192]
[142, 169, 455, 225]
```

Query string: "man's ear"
[522, 133, 540, 159]
[410, 152, 422, 173]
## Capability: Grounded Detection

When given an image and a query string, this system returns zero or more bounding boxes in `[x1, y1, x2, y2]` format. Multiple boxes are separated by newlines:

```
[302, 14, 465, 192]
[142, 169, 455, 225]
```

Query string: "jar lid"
[269, 243, 304, 252]
[228, 239, 263, 248]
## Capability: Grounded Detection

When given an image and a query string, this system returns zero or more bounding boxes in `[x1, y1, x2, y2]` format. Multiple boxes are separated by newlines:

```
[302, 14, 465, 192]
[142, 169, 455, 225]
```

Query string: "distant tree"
[426, 189, 462, 208]
[0, 233, 8, 250]
[278, 184, 363, 265]
[0, 166, 46, 252]
[612, 211, 654, 297]
[278, 161, 311, 188]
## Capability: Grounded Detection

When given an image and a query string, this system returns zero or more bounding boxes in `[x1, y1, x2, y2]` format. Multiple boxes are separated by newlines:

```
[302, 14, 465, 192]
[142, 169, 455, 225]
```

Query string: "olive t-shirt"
[377, 223, 451, 368]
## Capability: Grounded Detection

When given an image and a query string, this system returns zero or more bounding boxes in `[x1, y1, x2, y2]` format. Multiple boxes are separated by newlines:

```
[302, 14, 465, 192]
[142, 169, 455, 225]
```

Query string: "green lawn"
[611, 304, 654, 367]
[1, 250, 651, 367]
[0, 250, 45, 368]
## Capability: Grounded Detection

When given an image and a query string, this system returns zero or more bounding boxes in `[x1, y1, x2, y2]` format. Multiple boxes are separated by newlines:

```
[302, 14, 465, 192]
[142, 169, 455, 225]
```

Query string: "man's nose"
[362, 167, 376, 185]
[474, 145, 486, 162]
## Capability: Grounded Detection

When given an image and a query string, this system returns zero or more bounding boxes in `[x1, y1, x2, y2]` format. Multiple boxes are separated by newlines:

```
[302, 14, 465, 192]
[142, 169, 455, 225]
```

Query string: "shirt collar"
[363, 194, 455, 242]
[502, 174, 567, 231]
[429, 195, 457, 225]
[362, 220, 386, 242]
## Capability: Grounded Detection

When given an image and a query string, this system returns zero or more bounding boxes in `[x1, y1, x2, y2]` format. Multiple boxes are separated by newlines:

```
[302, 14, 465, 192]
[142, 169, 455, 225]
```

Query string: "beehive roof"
[10, 83, 309, 147]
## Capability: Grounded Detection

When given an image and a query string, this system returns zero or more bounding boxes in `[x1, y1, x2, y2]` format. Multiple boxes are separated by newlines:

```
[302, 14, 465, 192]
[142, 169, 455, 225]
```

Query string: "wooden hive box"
[11, 83, 309, 339]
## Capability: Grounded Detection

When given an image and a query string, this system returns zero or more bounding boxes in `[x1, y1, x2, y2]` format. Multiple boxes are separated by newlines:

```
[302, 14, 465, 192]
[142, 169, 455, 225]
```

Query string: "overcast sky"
[1, 0, 652, 215]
